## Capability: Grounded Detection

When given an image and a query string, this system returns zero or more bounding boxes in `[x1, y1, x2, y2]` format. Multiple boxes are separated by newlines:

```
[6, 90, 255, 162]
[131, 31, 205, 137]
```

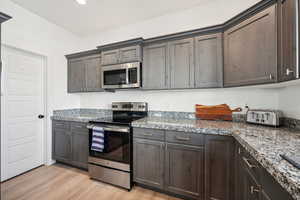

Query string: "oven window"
[89, 130, 130, 164]
[128, 68, 138, 84]
[104, 69, 126, 85]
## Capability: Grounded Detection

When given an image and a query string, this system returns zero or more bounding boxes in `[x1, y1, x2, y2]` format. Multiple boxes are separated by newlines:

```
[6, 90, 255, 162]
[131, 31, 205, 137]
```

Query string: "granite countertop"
[51, 114, 103, 122]
[132, 117, 300, 200]
[51, 109, 112, 123]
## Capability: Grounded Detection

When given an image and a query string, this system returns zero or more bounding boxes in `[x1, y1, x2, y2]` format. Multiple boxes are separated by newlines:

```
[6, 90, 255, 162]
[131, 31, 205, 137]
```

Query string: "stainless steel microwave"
[102, 62, 141, 89]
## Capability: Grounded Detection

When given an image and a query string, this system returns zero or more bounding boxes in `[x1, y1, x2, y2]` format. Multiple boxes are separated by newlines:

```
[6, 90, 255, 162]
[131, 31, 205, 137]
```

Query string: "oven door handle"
[87, 124, 130, 133]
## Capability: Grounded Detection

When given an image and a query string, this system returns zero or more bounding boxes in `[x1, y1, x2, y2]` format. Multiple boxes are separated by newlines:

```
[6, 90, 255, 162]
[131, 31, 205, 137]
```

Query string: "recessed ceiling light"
[76, 0, 87, 5]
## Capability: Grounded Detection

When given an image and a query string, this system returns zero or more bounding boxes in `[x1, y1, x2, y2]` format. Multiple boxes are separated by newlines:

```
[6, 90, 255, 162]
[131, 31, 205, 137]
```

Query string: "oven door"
[88, 124, 130, 164]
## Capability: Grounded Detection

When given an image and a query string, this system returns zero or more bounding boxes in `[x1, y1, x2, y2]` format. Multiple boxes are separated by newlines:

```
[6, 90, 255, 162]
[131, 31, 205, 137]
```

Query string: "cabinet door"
[169, 38, 195, 89]
[195, 33, 223, 88]
[143, 43, 169, 89]
[205, 135, 234, 200]
[101, 49, 119, 65]
[68, 59, 86, 93]
[119, 45, 142, 63]
[85, 55, 102, 92]
[224, 5, 277, 87]
[234, 144, 245, 200]
[52, 129, 71, 163]
[278, 0, 297, 81]
[242, 168, 261, 200]
[71, 130, 89, 169]
[165, 143, 204, 200]
[133, 139, 164, 189]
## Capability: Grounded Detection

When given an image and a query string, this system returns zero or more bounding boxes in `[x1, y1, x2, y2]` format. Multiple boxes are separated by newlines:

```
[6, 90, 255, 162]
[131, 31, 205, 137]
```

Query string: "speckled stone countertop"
[132, 117, 300, 200]
[51, 109, 112, 122]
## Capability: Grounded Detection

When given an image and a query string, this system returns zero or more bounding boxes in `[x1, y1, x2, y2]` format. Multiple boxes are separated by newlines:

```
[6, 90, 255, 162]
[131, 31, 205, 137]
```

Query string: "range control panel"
[246, 110, 283, 127]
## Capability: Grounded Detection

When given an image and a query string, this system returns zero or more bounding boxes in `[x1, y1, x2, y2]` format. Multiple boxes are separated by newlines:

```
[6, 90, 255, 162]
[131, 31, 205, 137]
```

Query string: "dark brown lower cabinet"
[53, 128, 72, 163]
[235, 143, 294, 200]
[132, 128, 294, 200]
[133, 138, 165, 189]
[72, 130, 89, 169]
[242, 167, 261, 200]
[165, 143, 204, 200]
[205, 135, 234, 200]
[52, 120, 89, 170]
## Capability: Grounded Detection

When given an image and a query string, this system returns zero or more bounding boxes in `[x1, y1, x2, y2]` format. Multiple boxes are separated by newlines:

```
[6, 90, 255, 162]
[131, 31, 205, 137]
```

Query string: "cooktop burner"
[90, 102, 148, 125]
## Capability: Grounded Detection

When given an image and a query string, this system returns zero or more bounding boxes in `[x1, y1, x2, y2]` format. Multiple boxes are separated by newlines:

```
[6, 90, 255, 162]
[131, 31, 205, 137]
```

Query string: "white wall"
[83, 0, 261, 48]
[80, 88, 279, 114]
[80, 0, 300, 119]
[0, 0, 83, 165]
[279, 84, 300, 119]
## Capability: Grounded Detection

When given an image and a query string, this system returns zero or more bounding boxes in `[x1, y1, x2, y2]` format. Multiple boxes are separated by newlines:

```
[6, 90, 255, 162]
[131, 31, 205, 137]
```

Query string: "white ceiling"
[11, 0, 212, 36]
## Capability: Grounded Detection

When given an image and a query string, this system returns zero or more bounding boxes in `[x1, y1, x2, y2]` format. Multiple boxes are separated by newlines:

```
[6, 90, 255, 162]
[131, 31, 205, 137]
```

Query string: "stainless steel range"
[87, 102, 148, 190]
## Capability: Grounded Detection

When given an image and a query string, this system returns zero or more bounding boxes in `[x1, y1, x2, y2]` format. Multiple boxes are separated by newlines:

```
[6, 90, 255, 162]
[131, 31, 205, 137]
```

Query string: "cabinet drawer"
[133, 128, 165, 141]
[70, 122, 88, 132]
[166, 131, 204, 146]
[53, 120, 70, 130]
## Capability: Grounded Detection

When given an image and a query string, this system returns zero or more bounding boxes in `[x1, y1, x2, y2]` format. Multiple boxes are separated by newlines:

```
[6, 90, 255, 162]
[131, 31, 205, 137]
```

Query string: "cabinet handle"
[242, 157, 257, 168]
[210, 198, 220, 200]
[269, 74, 274, 80]
[250, 186, 260, 194]
[286, 68, 294, 76]
[142, 133, 153, 136]
[175, 136, 190, 141]
[238, 147, 241, 155]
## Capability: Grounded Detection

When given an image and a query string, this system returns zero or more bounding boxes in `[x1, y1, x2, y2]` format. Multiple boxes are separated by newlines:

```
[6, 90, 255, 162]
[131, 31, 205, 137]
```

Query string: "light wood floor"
[1, 164, 181, 200]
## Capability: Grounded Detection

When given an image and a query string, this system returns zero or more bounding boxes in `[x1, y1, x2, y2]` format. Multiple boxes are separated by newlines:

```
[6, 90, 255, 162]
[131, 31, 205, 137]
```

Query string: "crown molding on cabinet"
[65, 49, 101, 59]
[0, 12, 12, 23]
[96, 37, 144, 51]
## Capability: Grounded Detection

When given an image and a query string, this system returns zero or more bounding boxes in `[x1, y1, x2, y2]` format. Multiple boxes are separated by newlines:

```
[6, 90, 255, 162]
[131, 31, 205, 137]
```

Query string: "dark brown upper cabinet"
[143, 33, 224, 90]
[278, 0, 298, 81]
[101, 49, 119, 66]
[169, 38, 195, 89]
[143, 42, 169, 89]
[66, 0, 298, 91]
[224, 4, 278, 87]
[195, 33, 223, 88]
[101, 45, 142, 66]
[67, 52, 102, 93]
[68, 58, 86, 93]
[85, 55, 102, 92]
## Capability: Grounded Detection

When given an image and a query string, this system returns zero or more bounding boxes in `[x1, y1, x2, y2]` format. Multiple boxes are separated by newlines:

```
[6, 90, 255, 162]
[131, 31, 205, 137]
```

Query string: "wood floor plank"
[1, 164, 181, 200]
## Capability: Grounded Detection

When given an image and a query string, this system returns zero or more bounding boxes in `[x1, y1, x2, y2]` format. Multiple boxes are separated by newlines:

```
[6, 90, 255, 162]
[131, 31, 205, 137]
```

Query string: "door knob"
[38, 115, 45, 119]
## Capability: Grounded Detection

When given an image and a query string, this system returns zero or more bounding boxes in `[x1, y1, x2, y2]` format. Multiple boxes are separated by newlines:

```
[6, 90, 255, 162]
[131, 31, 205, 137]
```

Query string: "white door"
[1, 46, 45, 181]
